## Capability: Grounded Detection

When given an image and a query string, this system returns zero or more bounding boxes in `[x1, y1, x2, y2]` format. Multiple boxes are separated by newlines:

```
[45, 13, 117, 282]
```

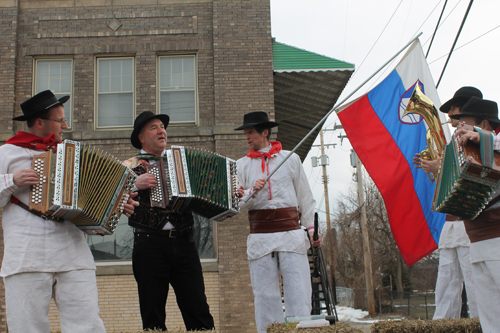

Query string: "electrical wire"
[343, 0, 348, 61]
[422, 0, 464, 49]
[349, 0, 404, 82]
[364, 1, 443, 92]
[428, 23, 500, 65]
[426, 0, 448, 58]
[436, 0, 474, 87]
[398, 0, 414, 47]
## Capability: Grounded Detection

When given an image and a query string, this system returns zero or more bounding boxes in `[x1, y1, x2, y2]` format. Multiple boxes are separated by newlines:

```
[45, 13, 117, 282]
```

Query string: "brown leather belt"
[249, 207, 300, 234]
[134, 227, 192, 238]
[11, 196, 64, 222]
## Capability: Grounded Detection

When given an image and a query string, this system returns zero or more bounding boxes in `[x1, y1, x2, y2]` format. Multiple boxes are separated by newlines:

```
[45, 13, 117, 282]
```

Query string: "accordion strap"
[10, 196, 64, 222]
[474, 126, 495, 169]
[483, 193, 500, 211]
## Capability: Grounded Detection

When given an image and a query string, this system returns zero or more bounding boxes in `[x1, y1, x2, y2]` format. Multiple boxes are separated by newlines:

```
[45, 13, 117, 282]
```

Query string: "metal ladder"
[308, 243, 338, 322]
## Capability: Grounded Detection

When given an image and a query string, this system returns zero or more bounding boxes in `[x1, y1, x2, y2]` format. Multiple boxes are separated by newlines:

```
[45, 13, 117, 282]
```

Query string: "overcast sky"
[270, 0, 500, 225]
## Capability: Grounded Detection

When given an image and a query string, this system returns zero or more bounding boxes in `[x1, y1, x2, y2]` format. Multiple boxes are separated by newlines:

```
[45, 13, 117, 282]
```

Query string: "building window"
[96, 57, 134, 128]
[87, 214, 215, 261]
[158, 55, 197, 124]
[34, 59, 73, 127]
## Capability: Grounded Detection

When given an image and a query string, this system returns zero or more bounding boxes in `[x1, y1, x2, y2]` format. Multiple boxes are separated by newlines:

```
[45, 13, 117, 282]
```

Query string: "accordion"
[145, 146, 239, 222]
[30, 140, 137, 235]
[432, 126, 500, 220]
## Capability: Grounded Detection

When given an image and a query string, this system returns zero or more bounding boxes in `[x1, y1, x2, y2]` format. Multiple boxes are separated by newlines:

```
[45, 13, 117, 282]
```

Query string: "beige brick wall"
[47, 272, 220, 331]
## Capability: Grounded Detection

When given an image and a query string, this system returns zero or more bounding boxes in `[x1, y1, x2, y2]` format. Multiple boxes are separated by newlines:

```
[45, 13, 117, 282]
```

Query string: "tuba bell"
[402, 84, 447, 182]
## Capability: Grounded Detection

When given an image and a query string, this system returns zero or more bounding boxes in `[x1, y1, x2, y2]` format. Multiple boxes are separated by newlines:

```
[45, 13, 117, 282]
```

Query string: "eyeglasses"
[40, 118, 67, 124]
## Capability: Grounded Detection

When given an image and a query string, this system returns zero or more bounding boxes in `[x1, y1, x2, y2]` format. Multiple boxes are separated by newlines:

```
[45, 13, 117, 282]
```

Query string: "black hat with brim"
[234, 111, 279, 130]
[449, 96, 500, 125]
[131, 111, 170, 149]
[440, 86, 483, 113]
[14, 90, 70, 121]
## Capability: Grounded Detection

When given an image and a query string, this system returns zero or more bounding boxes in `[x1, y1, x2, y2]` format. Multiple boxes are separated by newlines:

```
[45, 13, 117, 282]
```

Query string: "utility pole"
[354, 153, 376, 316]
[312, 128, 337, 302]
[319, 129, 330, 231]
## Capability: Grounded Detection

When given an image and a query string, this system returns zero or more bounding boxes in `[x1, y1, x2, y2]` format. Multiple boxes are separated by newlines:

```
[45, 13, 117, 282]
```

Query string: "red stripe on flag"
[338, 95, 437, 265]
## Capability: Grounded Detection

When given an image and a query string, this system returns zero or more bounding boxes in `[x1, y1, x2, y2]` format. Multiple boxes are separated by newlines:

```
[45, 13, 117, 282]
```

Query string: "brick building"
[0, 0, 353, 331]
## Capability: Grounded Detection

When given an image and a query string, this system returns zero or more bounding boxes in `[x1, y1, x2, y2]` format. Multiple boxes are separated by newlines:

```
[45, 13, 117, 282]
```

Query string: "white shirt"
[237, 144, 316, 260]
[0, 144, 95, 277]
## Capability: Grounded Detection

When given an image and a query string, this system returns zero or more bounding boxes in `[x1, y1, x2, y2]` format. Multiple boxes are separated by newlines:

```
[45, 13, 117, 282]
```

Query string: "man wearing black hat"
[235, 111, 322, 332]
[123, 111, 214, 332]
[413, 87, 481, 320]
[442, 97, 500, 332]
[0, 90, 128, 332]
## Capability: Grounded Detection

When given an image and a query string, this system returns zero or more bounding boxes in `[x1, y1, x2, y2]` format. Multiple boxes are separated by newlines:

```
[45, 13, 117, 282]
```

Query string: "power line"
[422, 0, 463, 49]
[436, 0, 474, 88]
[349, 0, 404, 82]
[428, 23, 500, 65]
[426, 0, 448, 58]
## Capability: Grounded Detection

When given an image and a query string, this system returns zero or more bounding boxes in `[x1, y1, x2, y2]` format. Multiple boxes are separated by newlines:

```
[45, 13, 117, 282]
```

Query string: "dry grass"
[266, 323, 363, 333]
[51, 325, 361, 333]
[371, 318, 482, 333]
[51, 328, 218, 333]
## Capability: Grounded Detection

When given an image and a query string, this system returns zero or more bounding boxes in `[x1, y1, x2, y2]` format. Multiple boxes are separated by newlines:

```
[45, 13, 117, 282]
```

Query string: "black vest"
[128, 157, 194, 232]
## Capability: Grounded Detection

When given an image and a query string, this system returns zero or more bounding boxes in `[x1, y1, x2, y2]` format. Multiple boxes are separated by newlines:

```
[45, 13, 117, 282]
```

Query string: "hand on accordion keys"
[13, 168, 40, 187]
[456, 128, 481, 145]
[135, 173, 158, 190]
[121, 192, 139, 217]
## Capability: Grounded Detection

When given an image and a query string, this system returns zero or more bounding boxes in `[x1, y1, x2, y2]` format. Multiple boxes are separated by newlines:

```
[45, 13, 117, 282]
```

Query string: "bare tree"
[332, 176, 421, 310]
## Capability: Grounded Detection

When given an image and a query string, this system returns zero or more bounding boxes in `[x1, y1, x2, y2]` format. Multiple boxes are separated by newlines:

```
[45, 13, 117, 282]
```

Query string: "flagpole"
[243, 32, 423, 203]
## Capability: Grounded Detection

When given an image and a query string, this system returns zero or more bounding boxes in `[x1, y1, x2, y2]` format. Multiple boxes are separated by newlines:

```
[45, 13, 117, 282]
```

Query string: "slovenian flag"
[337, 40, 449, 266]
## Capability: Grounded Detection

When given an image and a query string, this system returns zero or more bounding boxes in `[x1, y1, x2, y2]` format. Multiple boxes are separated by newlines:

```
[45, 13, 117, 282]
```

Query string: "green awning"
[273, 41, 354, 72]
[272, 40, 354, 160]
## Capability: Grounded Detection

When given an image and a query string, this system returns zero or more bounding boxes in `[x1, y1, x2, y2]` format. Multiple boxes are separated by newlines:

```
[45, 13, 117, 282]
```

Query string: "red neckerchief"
[495, 124, 500, 135]
[5, 131, 58, 152]
[247, 141, 282, 172]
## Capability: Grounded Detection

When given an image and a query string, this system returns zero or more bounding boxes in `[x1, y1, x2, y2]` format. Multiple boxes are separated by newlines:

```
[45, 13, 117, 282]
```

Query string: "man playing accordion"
[445, 97, 500, 333]
[0, 90, 136, 332]
[123, 111, 214, 332]
[414, 87, 480, 320]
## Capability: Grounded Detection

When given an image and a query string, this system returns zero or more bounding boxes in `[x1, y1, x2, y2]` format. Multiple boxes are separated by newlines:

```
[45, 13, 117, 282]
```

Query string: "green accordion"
[432, 129, 500, 220]
[146, 146, 239, 222]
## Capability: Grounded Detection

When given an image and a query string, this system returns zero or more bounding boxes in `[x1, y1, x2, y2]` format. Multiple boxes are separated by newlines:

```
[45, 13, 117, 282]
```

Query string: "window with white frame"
[34, 59, 73, 127]
[158, 55, 197, 124]
[97, 57, 134, 128]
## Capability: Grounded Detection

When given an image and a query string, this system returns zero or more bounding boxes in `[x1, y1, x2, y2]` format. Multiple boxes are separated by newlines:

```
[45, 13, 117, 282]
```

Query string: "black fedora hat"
[234, 111, 279, 130]
[131, 111, 170, 149]
[449, 96, 500, 124]
[440, 86, 482, 113]
[14, 90, 70, 121]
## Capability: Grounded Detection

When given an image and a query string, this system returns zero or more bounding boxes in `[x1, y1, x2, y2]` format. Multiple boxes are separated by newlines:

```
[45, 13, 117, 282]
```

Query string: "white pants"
[472, 260, 500, 333]
[433, 246, 478, 319]
[4, 270, 106, 333]
[249, 251, 312, 333]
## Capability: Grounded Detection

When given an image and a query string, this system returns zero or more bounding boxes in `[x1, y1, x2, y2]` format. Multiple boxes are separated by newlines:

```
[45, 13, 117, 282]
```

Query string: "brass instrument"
[402, 84, 447, 182]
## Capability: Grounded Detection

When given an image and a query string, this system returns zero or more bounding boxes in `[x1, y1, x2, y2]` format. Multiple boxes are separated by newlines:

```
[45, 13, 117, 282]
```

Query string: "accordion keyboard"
[147, 162, 167, 208]
[29, 151, 54, 215]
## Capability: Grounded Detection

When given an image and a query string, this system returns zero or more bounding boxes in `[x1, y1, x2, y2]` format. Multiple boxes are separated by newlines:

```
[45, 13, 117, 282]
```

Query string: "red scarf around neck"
[247, 141, 282, 172]
[5, 131, 58, 151]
